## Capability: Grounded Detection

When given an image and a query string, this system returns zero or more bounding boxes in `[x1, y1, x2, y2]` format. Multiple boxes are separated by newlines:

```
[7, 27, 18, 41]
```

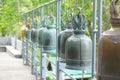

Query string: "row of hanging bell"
[65, 10, 92, 70]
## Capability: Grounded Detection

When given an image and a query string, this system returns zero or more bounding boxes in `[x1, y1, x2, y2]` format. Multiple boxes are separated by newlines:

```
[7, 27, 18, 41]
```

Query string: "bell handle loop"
[73, 14, 79, 29]
[49, 12, 55, 18]
[66, 9, 74, 22]
[81, 14, 87, 30]
[70, 8, 74, 17]
[72, 7, 83, 30]
[43, 16, 51, 27]
[47, 13, 56, 26]
[78, 7, 82, 14]
[66, 10, 70, 22]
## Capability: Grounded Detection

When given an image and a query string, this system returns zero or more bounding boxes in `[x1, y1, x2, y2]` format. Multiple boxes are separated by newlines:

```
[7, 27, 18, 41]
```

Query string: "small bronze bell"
[25, 23, 31, 40]
[42, 16, 56, 53]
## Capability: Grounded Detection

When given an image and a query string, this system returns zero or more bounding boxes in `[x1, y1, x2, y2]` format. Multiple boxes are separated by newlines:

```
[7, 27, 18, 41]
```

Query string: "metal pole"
[92, 0, 97, 79]
[32, 42, 37, 74]
[22, 37, 24, 60]
[25, 13, 30, 65]
[40, 7, 44, 28]
[22, 14, 25, 61]
[32, 10, 35, 28]
[23, 0, 61, 14]
[56, 0, 61, 80]
[40, 52, 46, 80]
[26, 38, 29, 65]
[26, 13, 28, 24]
[40, 7, 46, 80]
[98, 0, 103, 37]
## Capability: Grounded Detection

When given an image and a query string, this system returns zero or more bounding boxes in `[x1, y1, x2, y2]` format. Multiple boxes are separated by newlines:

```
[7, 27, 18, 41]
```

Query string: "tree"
[0, 0, 19, 36]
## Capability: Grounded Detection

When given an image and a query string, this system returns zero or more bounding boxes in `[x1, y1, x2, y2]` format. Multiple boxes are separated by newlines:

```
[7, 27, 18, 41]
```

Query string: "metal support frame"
[32, 42, 37, 74]
[26, 38, 29, 65]
[32, 10, 35, 28]
[22, 38, 25, 63]
[92, 0, 103, 80]
[98, 0, 103, 38]
[40, 7, 45, 80]
[56, 0, 61, 80]
[22, 14, 25, 64]
[40, 52, 47, 80]
[92, 0, 97, 79]
[22, 0, 103, 80]
[40, 7, 44, 27]
[25, 13, 30, 65]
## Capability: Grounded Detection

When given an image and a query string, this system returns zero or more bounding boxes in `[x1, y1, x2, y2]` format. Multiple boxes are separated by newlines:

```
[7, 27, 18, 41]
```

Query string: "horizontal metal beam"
[22, 0, 61, 15]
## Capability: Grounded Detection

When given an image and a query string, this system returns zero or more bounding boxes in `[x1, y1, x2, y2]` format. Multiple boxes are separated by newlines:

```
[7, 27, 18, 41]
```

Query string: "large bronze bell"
[38, 27, 46, 45]
[42, 16, 56, 53]
[31, 28, 38, 42]
[38, 18, 48, 46]
[97, 1, 120, 80]
[65, 11, 92, 70]
[42, 25, 56, 53]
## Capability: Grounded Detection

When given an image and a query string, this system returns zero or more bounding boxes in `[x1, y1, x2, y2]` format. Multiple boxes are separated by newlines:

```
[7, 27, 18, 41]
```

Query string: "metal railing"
[21, 0, 103, 80]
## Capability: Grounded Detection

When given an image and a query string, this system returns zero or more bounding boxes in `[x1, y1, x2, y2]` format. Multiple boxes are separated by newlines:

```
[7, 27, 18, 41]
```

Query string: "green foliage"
[0, 0, 19, 36]
[0, 0, 119, 38]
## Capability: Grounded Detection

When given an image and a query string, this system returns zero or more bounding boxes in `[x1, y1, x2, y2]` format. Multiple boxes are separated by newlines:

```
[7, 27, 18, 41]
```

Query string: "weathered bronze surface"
[97, 0, 120, 80]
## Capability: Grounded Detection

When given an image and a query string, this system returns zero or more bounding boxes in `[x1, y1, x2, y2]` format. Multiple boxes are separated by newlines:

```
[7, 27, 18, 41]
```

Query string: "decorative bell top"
[42, 16, 50, 28]
[66, 12, 74, 29]
[26, 23, 31, 29]
[110, 0, 120, 27]
[33, 20, 38, 29]
[72, 8, 87, 31]
[42, 15, 56, 28]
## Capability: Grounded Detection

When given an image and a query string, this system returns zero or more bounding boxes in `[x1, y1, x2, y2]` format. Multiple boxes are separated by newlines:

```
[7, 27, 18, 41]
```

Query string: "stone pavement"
[0, 52, 35, 80]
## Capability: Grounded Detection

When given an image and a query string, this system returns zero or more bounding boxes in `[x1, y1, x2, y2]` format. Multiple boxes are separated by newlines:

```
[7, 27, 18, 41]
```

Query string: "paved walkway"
[0, 52, 35, 80]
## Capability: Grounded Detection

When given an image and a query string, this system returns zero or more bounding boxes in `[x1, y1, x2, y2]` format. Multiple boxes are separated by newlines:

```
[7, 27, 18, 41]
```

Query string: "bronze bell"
[38, 18, 48, 46]
[97, 0, 120, 80]
[42, 17, 56, 53]
[58, 20, 73, 62]
[31, 21, 38, 42]
[25, 23, 31, 40]
[38, 27, 46, 45]
[65, 11, 92, 70]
